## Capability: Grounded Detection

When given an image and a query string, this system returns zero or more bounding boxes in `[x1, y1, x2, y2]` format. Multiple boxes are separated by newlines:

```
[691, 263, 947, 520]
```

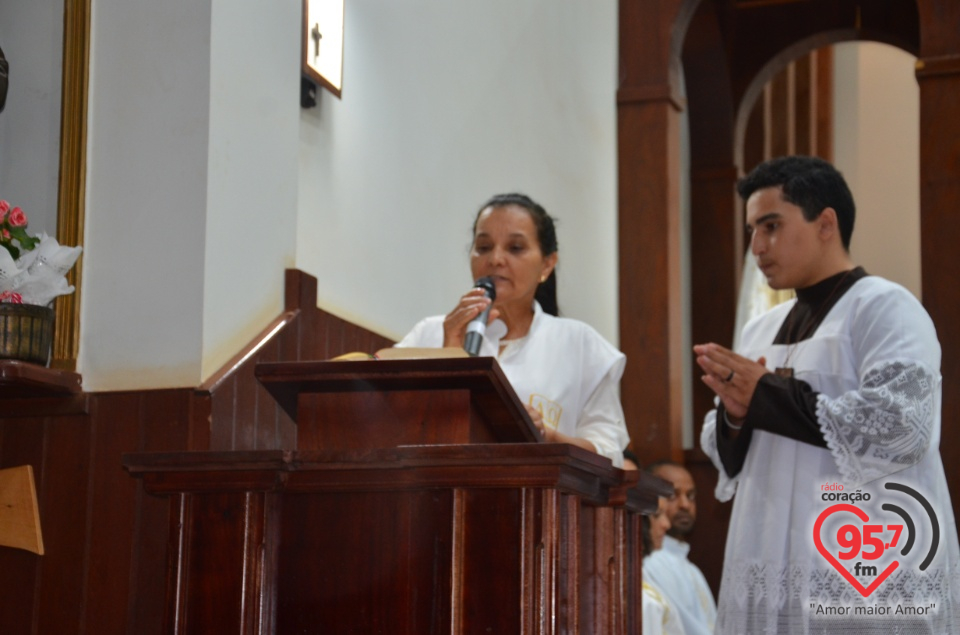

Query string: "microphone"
[463, 277, 496, 356]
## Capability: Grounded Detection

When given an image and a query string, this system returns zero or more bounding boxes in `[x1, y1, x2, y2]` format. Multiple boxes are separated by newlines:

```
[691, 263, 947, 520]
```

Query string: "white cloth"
[0, 233, 82, 305]
[643, 579, 688, 635]
[732, 250, 794, 351]
[396, 302, 629, 466]
[701, 276, 960, 633]
[642, 536, 716, 635]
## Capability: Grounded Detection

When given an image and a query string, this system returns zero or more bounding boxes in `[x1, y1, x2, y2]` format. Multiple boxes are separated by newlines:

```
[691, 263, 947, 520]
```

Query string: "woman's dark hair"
[737, 155, 856, 250]
[473, 193, 560, 316]
[641, 513, 653, 557]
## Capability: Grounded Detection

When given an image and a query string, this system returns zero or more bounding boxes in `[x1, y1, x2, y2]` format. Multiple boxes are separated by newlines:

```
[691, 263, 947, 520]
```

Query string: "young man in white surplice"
[695, 155, 960, 634]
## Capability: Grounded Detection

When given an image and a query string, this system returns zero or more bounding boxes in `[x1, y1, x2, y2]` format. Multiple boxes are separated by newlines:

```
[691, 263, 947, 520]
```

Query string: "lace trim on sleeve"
[816, 360, 936, 488]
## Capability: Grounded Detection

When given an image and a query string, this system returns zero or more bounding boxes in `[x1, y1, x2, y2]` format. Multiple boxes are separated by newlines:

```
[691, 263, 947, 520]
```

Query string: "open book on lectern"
[331, 347, 469, 361]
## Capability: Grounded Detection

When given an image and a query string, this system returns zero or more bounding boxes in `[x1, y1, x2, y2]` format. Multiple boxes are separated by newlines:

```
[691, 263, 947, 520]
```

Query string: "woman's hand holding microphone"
[442, 282, 499, 349]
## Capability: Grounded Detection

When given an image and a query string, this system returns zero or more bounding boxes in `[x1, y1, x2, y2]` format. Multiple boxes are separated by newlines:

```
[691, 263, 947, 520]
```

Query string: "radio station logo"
[813, 481, 940, 601]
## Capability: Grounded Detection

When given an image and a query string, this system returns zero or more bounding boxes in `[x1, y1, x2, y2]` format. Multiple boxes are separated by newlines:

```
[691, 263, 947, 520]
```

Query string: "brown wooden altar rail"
[124, 443, 662, 635]
[123, 355, 671, 634]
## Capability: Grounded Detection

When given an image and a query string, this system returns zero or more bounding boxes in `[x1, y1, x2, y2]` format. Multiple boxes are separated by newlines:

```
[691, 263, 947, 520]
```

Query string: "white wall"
[78, 0, 617, 390]
[833, 42, 921, 298]
[0, 0, 63, 236]
[296, 0, 620, 344]
[81, 0, 211, 389]
[80, 0, 300, 390]
[202, 0, 300, 378]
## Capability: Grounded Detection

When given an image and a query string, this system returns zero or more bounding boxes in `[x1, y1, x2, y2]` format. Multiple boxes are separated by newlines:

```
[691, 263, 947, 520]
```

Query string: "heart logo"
[813, 503, 899, 597]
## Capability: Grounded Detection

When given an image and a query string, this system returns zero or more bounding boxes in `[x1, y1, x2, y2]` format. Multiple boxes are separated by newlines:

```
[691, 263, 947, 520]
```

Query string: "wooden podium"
[124, 358, 664, 634]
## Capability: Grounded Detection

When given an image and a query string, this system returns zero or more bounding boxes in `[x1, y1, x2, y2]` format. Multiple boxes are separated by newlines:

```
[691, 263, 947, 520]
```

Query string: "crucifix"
[311, 23, 322, 59]
[301, 0, 343, 98]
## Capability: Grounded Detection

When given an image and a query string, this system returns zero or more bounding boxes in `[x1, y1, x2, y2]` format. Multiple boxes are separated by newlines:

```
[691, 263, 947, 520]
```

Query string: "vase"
[0, 303, 55, 366]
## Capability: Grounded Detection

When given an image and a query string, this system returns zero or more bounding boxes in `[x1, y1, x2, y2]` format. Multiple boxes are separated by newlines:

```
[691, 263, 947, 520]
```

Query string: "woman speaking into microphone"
[396, 193, 630, 466]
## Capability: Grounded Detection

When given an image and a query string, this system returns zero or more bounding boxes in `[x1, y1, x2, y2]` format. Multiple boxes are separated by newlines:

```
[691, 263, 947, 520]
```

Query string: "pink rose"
[1, 228, 9, 240]
[7, 207, 27, 227]
[0, 200, 9, 215]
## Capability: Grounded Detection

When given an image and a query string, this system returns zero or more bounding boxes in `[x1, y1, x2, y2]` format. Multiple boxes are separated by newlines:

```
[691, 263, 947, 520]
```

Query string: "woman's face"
[470, 205, 557, 309]
[649, 498, 672, 551]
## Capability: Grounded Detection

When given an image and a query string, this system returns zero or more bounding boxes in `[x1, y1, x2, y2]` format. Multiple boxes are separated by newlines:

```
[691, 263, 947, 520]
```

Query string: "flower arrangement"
[0, 199, 82, 306]
[1, 200, 39, 258]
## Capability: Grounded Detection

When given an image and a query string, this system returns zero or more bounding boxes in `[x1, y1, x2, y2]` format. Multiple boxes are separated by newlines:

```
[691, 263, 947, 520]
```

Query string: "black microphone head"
[474, 276, 496, 301]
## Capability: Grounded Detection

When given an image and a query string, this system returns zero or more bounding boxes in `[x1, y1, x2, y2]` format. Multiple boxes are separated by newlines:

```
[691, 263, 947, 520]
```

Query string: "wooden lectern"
[125, 358, 663, 634]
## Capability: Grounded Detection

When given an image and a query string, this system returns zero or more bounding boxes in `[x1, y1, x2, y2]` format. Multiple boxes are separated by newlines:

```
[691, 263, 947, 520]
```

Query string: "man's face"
[746, 186, 826, 290]
[653, 464, 696, 538]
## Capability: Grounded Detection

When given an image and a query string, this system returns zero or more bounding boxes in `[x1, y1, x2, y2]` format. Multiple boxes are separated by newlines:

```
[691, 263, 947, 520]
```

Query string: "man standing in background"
[643, 460, 717, 635]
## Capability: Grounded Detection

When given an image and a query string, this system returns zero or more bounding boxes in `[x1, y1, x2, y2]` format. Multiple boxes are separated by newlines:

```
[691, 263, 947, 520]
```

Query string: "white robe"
[643, 578, 689, 635]
[701, 276, 960, 633]
[643, 536, 717, 635]
[396, 302, 629, 466]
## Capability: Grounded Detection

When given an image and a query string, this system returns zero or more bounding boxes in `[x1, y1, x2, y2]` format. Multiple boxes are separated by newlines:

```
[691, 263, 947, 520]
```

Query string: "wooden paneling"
[125, 444, 644, 634]
[769, 67, 793, 157]
[37, 414, 93, 634]
[197, 270, 394, 453]
[278, 488, 455, 631]
[815, 47, 835, 160]
[681, 1, 742, 470]
[0, 269, 395, 634]
[617, 99, 685, 463]
[916, 47, 960, 531]
[0, 390, 193, 635]
[0, 415, 48, 632]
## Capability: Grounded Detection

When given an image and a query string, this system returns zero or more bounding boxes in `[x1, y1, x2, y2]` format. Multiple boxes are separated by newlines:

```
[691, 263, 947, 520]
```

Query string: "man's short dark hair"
[737, 156, 856, 250]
